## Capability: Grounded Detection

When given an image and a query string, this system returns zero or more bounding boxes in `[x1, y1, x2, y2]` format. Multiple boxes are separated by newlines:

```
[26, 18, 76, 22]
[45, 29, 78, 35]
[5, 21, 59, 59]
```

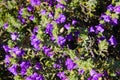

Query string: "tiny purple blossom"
[11, 32, 18, 41]
[95, 24, 104, 33]
[78, 69, 84, 75]
[111, 18, 118, 25]
[100, 14, 111, 23]
[108, 35, 117, 46]
[53, 63, 61, 69]
[45, 23, 53, 36]
[18, 8, 23, 15]
[90, 69, 97, 76]
[20, 61, 31, 75]
[42, 46, 54, 57]
[64, 23, 70, 30]
[57, 36, 66, 46]
[27, 5, 34, 12]
[33, 26, 39, 33]
[89, 69, 103, 80]
[41, 10, 46, 15]
[56, 14, 66, 23]
[72, 20, 77, 25]
[30, 0, 41, 6]
[3, 23, 8, 29]
[4, 55, 11, 65]
[48, 12, 54, 19]
[29, 15, 34, 21]
[8, 64, 18, 76]
[107, 4, 114, 11]
[114, 6, 120, 14]
[57, 72, 68, 80]
[89, 26, 95, 33]
[12, 47, 25, 56]
[3, 45, 11, 53]
[65, 58, 77, 70]
[56, 3, 65, 9]
[34, 62, 42, 70]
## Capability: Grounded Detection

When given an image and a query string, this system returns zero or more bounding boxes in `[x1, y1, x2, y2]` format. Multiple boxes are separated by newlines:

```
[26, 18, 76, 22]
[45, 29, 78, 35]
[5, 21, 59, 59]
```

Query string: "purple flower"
[11, 32, 18, 41]
[100, 14, 111, 23]
[78, 69, 84, 75]
[20, 61, 31, 75]
[56, 14, 66, 23]
[30, 0, 41, 6]
[90, 69, 97, 76]
[27, 5, 34, 12]
[12, 47, 25, 56]
[88, 69, 103, 80]
[57, 36, 66, 46]
[48, 12, 54, 19]
[33, 26, 39, 33]
[57, 72, 68, 80]
[45, 23, 53, 36]
[65, 58, 77, 70]
[89, 26, 95, 33]
[25, 76, 32, 80]
[116, 71, 120, 76]
[66, 33, 73, 41]
[108, 35, 117, 46]
[41, 10, 46, 15]
[42, 46, 54, 57]
[107, 4, 114, 11]
[53, 63, 61, 69]
[30, 34, 41, 50]
[111, 18, 118, 25]
[18, 8, 23, 15]
[8, 64, 18, 76]
[4, 55, 11, 65]
[3, 23, 8, 29]
[114, 6, 120, 14]
[56, 0, 61, 3]
[64, 23, 70, 30]
[3, 45, 11, 53]
[21, 18, 26, 24]
[56, 3, 65, 9]
[26, 73, 44, 80]
[72, 20, 77, 25]
[29, 15, 34, 21]
[95, 24, 104, 33]
[34, 62, 42, 70]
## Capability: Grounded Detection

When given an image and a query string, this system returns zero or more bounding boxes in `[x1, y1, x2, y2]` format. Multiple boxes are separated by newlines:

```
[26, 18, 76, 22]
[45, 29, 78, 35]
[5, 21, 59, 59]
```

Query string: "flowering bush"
[0, 0, 120, 80]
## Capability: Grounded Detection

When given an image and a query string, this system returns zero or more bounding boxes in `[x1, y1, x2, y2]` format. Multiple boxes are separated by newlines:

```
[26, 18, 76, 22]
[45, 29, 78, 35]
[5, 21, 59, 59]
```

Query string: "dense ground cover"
[0, 0, 120, 80]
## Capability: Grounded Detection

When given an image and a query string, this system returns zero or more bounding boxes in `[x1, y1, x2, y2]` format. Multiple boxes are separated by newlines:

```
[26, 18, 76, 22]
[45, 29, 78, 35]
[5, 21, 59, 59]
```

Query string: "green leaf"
[14, 75, 22, 80]
[98, 40, 108, 52]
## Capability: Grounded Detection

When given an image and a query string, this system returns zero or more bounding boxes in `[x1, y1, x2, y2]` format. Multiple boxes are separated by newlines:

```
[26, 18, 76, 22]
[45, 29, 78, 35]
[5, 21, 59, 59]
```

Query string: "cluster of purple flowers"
[55, 14, 66, 24]
[20, 61, 31, 75]
[45, 23, 55, 41]
[8, 64, 18, 76]
[30, 0, 41, 7]
[65, 58, 77, 70]
[88, 69, 103, 80]
[30, 27, 41, 51]
[57, 36, 66, 47]
[42, 46, 54, 57]
[18, 7, 26, 24]
[26, 72, 44, 80]
[2, 0, 120, 80]
[57, 72, 68, 80]
[89, 4, 119, 47]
